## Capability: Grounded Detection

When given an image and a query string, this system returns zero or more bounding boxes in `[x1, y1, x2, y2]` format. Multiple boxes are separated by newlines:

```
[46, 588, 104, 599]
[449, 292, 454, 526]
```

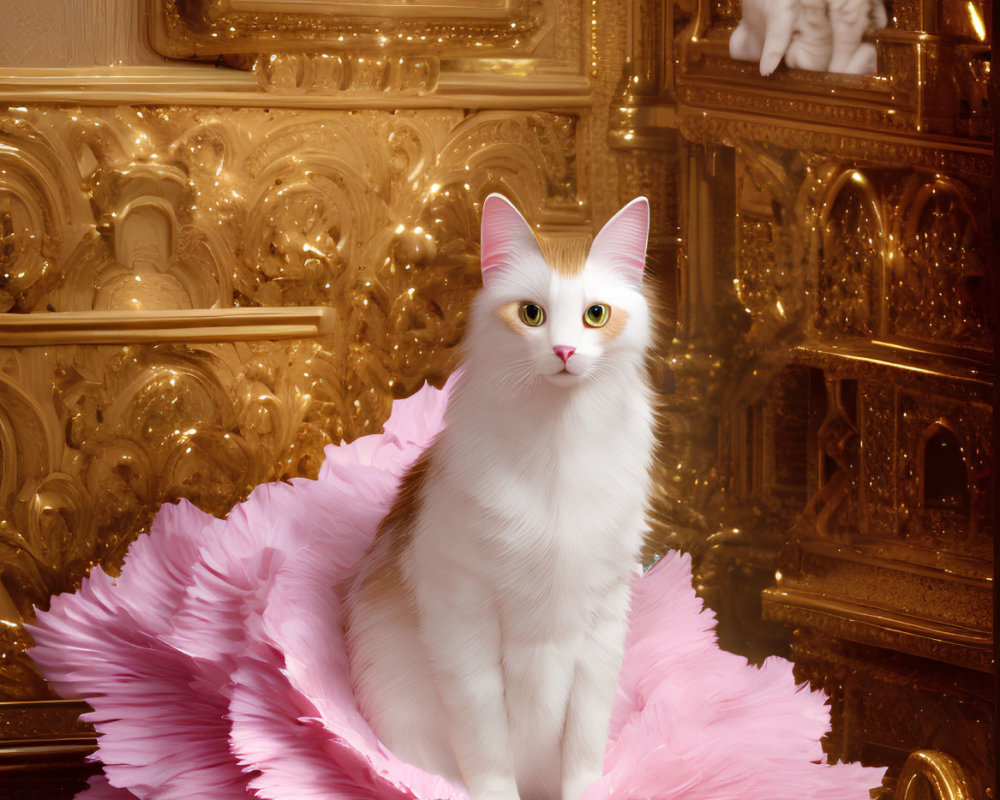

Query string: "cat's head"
[468, 194, 651, 390]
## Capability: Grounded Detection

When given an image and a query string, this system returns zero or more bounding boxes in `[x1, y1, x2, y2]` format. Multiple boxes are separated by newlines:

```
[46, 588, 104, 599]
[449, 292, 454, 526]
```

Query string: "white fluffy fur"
[729, 0, 887, 76]
[345, 196, 656, 800]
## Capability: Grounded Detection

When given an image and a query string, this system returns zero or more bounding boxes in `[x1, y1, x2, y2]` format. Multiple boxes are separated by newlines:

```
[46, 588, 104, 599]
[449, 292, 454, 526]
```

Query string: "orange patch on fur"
[498, 301, 526, 333]
[353, 446, 435, 605]
[537, 234, 591, 277]
[600, 307, 630, 341]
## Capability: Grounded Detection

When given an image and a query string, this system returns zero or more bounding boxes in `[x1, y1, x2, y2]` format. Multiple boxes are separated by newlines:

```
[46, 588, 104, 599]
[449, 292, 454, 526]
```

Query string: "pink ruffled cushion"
[30, 376, 881, 800]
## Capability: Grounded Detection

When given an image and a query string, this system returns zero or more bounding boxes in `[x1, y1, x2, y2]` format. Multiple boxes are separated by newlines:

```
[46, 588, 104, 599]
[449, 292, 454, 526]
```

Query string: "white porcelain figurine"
[729, 0, 888, 76]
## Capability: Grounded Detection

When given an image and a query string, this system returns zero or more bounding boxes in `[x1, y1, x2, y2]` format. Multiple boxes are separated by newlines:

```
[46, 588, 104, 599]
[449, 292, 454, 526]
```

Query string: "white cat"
[729, 0, 888, 76]
[344, 195, 656, 800]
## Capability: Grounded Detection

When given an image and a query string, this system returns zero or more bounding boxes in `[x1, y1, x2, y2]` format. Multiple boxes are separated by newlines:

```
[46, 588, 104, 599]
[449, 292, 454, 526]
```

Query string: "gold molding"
[0, 308, 337, 346]
[674, 108, 991, 177]
[894, 751, 973, 800]
[149, 0, 551, 60]
[0, 65, 256, 94]
[0, 65, 590, 109]
[228, 0, 513, 19]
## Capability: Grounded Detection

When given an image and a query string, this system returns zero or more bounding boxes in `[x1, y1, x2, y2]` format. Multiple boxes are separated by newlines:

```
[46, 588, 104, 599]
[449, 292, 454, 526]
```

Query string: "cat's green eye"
[518, 303, 546, 327]
[584, 304, 610, 328]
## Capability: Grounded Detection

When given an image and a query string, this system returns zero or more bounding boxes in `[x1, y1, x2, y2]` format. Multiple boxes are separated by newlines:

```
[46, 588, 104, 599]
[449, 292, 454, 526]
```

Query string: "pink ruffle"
[30, 376, 881, 800]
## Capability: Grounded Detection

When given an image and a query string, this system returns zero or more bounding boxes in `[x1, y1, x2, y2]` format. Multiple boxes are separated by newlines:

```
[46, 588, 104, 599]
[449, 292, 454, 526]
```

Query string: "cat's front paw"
[466, 774, 521, 800]
[562, 769, 600, 800]
[472, 792, 521, 800]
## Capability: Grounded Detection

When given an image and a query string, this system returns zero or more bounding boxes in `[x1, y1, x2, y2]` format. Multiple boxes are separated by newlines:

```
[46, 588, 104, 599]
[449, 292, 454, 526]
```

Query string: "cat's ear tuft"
[480, 194, 541, 288]
[588, 197, 649, 287]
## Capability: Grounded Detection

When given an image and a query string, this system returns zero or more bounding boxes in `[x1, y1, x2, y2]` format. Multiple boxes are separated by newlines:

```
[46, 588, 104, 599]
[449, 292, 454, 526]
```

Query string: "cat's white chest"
[415, 380, 652, 596]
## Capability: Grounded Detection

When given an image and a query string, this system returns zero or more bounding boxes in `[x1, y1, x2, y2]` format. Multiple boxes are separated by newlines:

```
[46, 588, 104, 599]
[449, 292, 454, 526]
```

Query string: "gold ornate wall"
[0, 1, 994, 798]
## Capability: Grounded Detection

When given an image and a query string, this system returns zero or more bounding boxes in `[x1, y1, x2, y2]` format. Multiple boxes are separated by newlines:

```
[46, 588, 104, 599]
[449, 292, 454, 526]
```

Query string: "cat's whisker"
[484, 360, 533, 391]
[492, 357, 543, 392]
[581, 356, 612, 387]
[510, 366, 541, 392]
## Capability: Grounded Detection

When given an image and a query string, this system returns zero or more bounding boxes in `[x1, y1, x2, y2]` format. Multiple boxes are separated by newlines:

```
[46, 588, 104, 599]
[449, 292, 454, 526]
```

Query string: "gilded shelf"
[763, 586, 992, 672]
[0, 307, 337, 346]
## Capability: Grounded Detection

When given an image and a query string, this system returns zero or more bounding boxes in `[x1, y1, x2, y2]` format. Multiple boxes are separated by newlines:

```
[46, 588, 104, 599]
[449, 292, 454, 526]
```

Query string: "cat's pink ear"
[588, 197, 649, 287]
[480, 194, 542, 288]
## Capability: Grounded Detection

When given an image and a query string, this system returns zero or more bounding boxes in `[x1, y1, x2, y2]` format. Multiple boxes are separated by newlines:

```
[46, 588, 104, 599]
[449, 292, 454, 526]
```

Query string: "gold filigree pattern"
[891, 177, 988, 350]
[816, 171, 884, 337]
[0, 1, 650, 775]
[800, 374, 860, 542]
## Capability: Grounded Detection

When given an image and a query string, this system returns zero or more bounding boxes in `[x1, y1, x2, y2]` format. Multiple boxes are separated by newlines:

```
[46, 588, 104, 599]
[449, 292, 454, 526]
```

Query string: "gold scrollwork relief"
[0, 103, 582, 699]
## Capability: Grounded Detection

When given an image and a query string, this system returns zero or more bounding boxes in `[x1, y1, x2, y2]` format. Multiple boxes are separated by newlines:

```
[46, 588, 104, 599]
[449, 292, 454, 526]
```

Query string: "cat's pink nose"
[553, 345, 576, 363]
